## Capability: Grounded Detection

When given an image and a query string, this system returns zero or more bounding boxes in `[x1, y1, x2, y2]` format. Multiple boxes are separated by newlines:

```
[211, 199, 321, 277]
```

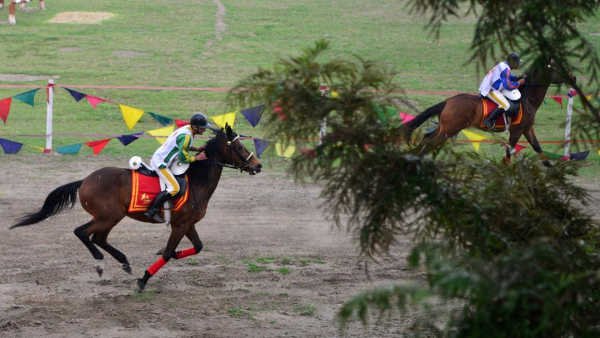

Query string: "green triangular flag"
[148, 112, 174, 126]
[13, 89, 40, 107]
[543, 151, 563, 160]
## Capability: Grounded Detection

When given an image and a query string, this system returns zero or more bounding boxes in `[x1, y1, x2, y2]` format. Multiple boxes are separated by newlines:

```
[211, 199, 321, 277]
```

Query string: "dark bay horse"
[406, 59, 574, 165]
[10, 125, 262, 291]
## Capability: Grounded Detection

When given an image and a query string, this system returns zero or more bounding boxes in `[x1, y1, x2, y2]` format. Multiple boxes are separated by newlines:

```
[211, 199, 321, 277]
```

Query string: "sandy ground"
[0, 156, 417, 337]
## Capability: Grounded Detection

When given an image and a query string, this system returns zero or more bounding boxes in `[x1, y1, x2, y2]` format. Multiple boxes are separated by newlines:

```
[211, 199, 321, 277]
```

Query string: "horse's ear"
[225, 123, 233, 138]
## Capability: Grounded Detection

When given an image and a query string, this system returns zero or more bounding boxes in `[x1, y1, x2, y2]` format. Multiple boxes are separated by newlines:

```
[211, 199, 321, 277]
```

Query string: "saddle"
[480, 97, 524, 130]
[128, 162, 189, 213]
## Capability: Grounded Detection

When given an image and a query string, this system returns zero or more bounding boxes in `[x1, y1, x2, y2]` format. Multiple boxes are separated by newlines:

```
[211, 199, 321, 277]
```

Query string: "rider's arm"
[176, 134, 197, 163]
[500, 68, 521, 90]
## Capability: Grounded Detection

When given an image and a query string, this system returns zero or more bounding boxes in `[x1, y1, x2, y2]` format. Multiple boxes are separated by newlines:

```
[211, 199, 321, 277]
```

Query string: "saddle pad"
[480, 98, 523, 129]
[128, 171, 189, 213]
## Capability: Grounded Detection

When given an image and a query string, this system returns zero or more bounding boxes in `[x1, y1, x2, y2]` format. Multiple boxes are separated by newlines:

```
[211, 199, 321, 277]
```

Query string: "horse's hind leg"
[74, 221, 105, 276]
[92, 231, 132, 274]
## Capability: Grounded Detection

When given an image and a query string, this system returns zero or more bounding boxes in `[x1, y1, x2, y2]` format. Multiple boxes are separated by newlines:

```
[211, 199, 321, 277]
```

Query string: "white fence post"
[563, 89, 575, 158]
[44, 79, 54, 153]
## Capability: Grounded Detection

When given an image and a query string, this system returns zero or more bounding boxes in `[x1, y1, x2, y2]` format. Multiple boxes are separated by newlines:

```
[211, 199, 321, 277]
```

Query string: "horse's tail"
[406, 101, 446, 131]
[10, 180, 83, 229]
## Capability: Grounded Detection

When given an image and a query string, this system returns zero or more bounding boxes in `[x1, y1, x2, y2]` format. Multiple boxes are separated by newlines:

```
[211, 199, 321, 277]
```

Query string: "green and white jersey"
[150, 125, 196, 170]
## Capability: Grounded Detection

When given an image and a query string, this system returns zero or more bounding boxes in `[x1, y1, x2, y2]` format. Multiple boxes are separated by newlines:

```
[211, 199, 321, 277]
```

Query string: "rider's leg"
[144, 167, 180, 222]
[484, 90, 510, 129]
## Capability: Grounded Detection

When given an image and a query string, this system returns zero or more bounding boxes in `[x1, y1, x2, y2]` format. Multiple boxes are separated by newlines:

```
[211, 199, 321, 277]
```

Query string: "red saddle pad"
[128, 171, 189, 213]
[480, 98, 523, 129]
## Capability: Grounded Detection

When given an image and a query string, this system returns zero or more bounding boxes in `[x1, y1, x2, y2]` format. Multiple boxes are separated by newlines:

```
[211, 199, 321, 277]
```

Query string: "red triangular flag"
[513, 144, 526, 154]
[550, 95, 563, 106]
[85, 139, 111, 155]
[0, 97, 12, 124]
[86, 95, 107, 109]
[175, 119, 189, 127]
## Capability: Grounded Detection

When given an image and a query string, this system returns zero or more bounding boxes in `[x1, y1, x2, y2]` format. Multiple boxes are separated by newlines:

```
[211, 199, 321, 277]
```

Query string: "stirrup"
[484, 118, 496, 129]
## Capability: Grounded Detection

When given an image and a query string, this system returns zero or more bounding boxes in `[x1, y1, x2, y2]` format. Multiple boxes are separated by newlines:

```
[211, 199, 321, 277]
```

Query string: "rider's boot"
[144, 191, 171, 223]
[484, 108, 503, 129]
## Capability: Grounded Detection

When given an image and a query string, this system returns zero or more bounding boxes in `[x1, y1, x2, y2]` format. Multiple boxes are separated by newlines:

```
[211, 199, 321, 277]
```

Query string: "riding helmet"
[190, 112, 208, 128]
[507, 52, 521, 68]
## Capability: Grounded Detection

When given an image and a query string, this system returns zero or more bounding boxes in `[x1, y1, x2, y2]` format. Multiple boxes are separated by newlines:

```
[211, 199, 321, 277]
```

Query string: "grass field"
[0, 0, 599, 175]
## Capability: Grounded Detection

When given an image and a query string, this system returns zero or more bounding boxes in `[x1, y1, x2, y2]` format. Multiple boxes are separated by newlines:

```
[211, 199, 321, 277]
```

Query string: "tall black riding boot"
[484, 108, 504, 129]
[144, 191, 171, 223]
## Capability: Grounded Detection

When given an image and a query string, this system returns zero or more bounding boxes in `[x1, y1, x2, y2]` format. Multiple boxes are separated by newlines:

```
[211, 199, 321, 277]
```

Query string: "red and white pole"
[44, 79, 54, 153]
[563, 88, 576, 159]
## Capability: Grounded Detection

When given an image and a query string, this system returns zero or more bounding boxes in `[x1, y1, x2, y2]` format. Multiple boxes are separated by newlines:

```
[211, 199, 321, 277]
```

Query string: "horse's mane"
[187, 130, 226, 184]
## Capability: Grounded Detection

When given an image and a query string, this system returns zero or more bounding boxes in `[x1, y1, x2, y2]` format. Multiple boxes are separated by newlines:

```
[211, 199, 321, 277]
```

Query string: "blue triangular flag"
[117, 132, 144, 146]
[0, 138, 23, 154]
[241, 105, 264, 127]
[570, 150, 590, 161]
[56, 143, 82, 155]
[253, 138, 270, 158]
[64, 87, 86, 102]
[148, 112, 173, 126]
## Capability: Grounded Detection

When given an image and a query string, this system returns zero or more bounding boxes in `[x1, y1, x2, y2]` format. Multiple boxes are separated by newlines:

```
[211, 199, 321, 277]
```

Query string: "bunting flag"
[550, 95, 563, 106]
[63, 87, 86, 102]
[241, 105, 264, 127]
[253, 138, 270, 158]
[0, 138, 23, 154]
[543, 151, 564, 160]
[399, 112, 415, 124]
[148, 112, 173, 126]
[147, 125, 174, 144]
[175, 119, 189, 128]
[275, 142, 295, 158]
[86, 95, 107, 109]
[13, 89, 39, 106]
[330, 90, 339, 98]
[119, 104, 144, 130]
[212, 112, 236, 129]
[513, 144, 526, 155]
[85, 139, 111, 155]
[117, 132, 144, 146]
[375, 105, 397, 123]
[570, 150, 589, 161]
[462, 130, 487, 152]
[567, 88, 577, 98]
[56, 143, 83, 155]
[0, 97, 12, 124]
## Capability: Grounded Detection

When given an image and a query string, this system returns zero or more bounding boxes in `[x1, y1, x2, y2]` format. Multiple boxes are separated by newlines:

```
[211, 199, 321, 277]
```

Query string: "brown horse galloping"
[406, 59, 574, 165]
[10, 125, 262, 291]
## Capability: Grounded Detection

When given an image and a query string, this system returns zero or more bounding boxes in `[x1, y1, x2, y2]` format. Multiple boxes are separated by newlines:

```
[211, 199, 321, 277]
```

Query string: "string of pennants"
[1, 87, 599, 159]
[0, 87, 298, 158]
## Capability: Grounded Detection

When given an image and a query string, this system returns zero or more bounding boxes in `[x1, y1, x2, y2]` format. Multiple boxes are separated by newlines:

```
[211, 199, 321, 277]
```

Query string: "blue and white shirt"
[479, 61, 520, 96]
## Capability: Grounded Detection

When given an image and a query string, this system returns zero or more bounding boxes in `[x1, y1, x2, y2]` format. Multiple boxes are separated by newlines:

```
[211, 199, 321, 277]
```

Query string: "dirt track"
[0, 156, 414, 337]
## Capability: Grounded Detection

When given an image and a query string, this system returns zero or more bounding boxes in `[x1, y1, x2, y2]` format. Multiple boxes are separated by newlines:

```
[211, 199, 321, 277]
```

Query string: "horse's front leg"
[503, 130, 523, 165]
[523, 127, 551, 167]
[137, 225, 187, 292]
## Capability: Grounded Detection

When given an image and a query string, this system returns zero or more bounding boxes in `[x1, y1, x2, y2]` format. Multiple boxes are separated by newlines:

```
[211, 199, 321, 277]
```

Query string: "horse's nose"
[255, 163, 262, 173]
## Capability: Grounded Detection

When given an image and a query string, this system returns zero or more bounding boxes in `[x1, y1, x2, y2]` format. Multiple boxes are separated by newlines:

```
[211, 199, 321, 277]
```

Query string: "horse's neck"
[189, 161, 223, 206]
[524, 84, 550, 112]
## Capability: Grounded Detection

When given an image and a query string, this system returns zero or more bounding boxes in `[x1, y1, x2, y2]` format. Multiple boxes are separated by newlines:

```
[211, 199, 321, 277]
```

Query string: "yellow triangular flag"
[275, 142, 295, 158]
[586, 95, 593, 101]
[462, 130, 487, 152]
[147, 125, 174, 144]
[119, 104, 144, 130]
[211, 112, 236, 129]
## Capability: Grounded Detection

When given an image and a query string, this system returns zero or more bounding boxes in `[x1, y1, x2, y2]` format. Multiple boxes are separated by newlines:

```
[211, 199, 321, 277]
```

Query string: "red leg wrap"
[175, 247, 197, 259]
[147, 256, 167, 276]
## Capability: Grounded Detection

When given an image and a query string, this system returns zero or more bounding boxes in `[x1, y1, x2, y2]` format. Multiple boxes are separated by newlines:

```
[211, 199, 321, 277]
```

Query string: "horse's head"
[206, 124, 262, 175]
[525, 58, 576, 86]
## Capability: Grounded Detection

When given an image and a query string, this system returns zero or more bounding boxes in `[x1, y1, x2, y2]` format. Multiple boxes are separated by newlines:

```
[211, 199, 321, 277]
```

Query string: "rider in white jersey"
[480, 53, 526, 129]
[144, 113, 210, 222]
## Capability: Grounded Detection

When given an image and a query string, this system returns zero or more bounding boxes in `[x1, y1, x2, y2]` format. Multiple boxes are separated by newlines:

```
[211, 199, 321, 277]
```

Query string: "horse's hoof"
[136, 279, 146, 292]
[95, 265, 103, 277]
[155, 248, 164, 256]
[122, 264, 132, 274]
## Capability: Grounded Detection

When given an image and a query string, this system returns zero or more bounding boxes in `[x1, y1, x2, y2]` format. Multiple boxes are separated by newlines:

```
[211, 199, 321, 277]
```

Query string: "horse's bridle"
[217, 135, 256, 172]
